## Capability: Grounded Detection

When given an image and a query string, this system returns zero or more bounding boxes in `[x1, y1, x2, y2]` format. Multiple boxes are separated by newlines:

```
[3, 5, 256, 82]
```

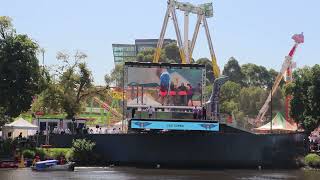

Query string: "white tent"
[2, 118, 38, 139]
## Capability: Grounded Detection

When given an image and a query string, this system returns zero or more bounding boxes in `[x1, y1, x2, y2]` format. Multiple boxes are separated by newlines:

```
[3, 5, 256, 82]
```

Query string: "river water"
[0, 167, 319, 180]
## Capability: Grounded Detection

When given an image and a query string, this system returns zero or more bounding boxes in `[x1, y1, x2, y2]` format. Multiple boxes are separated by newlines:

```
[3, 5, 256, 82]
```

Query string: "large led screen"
[125, 63, 205, 107]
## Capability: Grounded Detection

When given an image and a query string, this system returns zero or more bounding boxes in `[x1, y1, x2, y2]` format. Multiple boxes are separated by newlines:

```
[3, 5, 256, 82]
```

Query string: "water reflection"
[0, 167, 319, 180]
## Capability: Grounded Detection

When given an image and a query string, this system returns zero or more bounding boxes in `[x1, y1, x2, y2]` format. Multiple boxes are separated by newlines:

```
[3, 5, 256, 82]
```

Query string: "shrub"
[71, 139, 96, 165]
[304, 153, 320, 168]
[65, 149, 74, 161]
[46, 148, 71, 159]
[22, 149, 35, 159]
[35, 148, 46, 160]
[0, 139, 16, 157]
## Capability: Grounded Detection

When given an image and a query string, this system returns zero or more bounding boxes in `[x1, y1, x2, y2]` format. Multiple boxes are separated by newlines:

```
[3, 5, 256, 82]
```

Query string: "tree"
[289, 65, 320, 133]
[136, 43, 181, 63]
[136, 49, 157, 62]
[0, 16, 41, 125]
[33, 51, 93, 119]
[196, 57, 214, 84]
[241, 63, 272, 88]
[220, 81, 241, 103]
[164, 43, 181, 63]
[239, 86, 267, 117]
[222, 57, 244, 84]
[110, 63, 124, 87]
[58, 51, 93, 118]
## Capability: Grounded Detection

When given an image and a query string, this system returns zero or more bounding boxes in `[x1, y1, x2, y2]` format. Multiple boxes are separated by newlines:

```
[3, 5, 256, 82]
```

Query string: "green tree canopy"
[289, 65, 320, 133]
[196, 57, 214, 84]
[241, 63, 272, 88]
[32, 51, 93, 119]
[136, 43, 181, 63]
[0, 16, 41, 125]
[222, 57, 244, 84]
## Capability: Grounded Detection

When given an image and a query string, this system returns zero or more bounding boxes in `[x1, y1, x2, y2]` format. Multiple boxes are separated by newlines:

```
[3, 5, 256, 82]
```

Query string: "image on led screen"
[126, 65, 203, 107]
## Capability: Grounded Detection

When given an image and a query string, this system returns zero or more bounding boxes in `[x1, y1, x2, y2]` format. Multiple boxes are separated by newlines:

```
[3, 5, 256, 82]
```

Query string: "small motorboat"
[31, 160, 75, 171]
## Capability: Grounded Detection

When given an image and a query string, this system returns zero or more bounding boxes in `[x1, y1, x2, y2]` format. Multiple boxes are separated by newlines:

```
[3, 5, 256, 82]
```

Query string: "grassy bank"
[304, 153, 320, 169]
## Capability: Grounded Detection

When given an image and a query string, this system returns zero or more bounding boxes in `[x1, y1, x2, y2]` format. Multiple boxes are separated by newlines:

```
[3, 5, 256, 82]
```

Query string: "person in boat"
[59, 156, 65, 165]
[32, 156, 40, 166]
[186, 84, 194, 106]
[178, 83, 187, 105]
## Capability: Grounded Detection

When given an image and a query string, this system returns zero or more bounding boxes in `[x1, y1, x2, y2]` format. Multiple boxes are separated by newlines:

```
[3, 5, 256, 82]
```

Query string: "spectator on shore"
[132, 108, 136, 118]
[202, 107, 207, 120]
[193, 106, 198, 119]
[18, 132, 22, 139]
[197, 108, 202, 120]
[147, 106, 154, 118]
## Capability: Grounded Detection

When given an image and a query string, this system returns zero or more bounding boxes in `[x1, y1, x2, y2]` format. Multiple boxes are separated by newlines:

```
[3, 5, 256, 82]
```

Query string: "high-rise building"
[112, 39, 176, 65]
[112, 44, 136, 65]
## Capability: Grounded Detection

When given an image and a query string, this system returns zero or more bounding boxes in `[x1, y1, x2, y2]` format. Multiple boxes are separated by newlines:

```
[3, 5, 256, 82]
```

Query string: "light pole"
[40, 48, 45, 75]
[270, 85, 273, 133]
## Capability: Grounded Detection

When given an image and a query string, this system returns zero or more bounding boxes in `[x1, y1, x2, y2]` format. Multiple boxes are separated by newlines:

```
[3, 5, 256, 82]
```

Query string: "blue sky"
[1, 0, 319, 85]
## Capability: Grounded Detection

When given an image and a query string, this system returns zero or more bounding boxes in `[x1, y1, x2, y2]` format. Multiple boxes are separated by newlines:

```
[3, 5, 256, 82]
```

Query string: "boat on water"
[31, 160, 75, 171]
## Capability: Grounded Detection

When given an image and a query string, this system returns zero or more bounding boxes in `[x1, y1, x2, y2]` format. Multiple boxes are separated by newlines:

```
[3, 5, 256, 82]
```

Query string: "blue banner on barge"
[131, 120, 219, 131]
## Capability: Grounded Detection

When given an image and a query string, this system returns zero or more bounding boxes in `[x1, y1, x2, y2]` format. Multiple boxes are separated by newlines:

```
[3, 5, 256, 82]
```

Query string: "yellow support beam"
[179, 49, 186, 64]
[211, 55, 220, 78]
[153, 47, 162, 63]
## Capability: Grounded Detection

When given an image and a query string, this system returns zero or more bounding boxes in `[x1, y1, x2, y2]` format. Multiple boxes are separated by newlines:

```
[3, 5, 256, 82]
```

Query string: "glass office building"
[112, 44, 136, 65]
[112, 39, 176, 65]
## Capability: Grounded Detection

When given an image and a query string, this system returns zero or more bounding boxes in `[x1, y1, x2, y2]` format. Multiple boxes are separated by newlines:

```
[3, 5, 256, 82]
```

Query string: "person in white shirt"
[147, 106, 154, 118]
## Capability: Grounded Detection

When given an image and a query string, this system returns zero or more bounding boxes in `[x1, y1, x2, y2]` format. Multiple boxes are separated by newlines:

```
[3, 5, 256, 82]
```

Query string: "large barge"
[41, 126, 306, 168]
[37, 61, 307, 168]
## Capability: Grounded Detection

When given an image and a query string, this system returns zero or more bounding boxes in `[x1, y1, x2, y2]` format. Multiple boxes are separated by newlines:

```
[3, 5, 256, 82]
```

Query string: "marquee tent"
[2, 118, 38, 139]
[254, 112, 298, 133]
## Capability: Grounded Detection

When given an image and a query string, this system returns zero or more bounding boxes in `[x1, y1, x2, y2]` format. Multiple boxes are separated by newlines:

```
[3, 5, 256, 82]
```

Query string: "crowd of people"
[49, 126, 122, 135]
[192, 106, 207, 120]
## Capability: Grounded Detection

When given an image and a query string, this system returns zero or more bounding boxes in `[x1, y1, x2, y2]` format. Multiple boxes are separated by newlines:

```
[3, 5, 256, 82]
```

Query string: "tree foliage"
[222, 57, 244, 84]
[241, 63, 273, 88]
[71, 139, 96, 165]
[289, 65, 320, 133]
[0, 16, 41, 125]
[32, 51, 93, 119]
[136, 43, 181, 63]
[196, 57, 214, 83]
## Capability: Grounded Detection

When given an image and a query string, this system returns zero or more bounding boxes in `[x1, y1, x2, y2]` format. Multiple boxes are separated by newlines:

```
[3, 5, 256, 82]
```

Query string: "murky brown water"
[0, 167, 319, 180]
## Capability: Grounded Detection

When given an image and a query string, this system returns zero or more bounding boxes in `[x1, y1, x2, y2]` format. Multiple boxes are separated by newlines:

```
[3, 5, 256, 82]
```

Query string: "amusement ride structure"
[153, 0, 228, 120]
[87, 88, 123, 126]
[256, 33, 304, 123]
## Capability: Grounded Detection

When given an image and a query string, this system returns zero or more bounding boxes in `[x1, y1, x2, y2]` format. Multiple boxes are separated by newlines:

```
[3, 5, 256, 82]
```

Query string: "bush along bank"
[304, 153, 320, 169]
[22, 139, 105, 166]
[69, 138, 104, 166]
